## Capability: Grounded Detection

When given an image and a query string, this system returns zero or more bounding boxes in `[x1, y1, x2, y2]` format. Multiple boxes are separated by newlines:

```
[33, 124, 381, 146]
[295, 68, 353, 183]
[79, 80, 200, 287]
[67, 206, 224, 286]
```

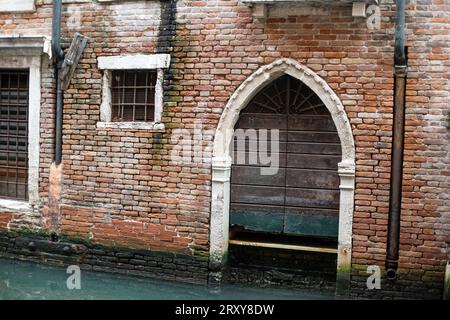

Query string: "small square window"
[97, 54, 170, 129]
[111, 70, 156, 122]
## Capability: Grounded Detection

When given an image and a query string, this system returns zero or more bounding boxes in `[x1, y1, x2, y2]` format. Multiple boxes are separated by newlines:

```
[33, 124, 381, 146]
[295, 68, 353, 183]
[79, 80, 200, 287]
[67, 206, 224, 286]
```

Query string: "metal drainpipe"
[386, 0, 408, 280]
[52, 0, 65, 165]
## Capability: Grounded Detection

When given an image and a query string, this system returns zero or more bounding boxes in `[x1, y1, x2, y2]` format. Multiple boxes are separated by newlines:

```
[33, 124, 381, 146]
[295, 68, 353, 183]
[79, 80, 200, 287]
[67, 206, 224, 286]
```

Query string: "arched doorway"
[210, 59, 355, 295]
[230, 74, 341, 240]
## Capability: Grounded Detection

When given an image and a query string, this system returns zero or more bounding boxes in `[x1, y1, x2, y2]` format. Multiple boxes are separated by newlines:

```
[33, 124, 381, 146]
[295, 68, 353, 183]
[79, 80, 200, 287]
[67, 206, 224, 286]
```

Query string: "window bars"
[0, 70, 29, 200]
[111, 70, 157, 122]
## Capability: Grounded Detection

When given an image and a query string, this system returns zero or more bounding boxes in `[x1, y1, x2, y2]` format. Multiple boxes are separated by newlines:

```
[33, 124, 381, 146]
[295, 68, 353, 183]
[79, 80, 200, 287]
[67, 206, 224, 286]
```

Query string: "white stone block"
[0, 0, 35, 12]
[98, 54, 171, 70]
[352, 2, 367, 18]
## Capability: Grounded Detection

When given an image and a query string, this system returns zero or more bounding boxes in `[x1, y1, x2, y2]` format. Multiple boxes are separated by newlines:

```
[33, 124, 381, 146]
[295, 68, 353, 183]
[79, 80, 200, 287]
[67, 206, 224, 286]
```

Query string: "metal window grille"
[0, 69, 29, 200]
[111, 70, 156, 122]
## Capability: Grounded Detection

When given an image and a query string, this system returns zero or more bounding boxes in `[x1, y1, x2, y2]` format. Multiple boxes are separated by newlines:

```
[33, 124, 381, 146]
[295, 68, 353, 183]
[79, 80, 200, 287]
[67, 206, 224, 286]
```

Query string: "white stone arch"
[209, 58, 356, 295]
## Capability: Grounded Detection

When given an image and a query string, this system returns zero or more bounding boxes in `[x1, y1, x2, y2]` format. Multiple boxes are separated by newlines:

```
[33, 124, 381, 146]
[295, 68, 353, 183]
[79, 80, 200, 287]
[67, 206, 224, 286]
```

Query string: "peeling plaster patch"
[65, 4, 83, 30]
[106, 0, 161, 31]
[46, 163, 63, 233]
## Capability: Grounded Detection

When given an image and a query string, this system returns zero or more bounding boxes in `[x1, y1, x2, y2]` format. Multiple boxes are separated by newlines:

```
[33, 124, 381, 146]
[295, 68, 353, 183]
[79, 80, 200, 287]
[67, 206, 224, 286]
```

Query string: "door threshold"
[229, 239, 338, 254]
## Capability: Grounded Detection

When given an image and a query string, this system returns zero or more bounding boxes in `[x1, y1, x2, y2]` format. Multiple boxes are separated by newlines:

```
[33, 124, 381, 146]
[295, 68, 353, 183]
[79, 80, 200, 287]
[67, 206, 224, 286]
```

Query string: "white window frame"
[0, 38, 45, 212]
[97, 54, 170, 130]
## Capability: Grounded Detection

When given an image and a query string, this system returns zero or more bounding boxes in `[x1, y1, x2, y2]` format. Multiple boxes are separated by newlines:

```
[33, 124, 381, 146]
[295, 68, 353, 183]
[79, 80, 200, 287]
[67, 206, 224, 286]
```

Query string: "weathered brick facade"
[0, 0, 448, 299]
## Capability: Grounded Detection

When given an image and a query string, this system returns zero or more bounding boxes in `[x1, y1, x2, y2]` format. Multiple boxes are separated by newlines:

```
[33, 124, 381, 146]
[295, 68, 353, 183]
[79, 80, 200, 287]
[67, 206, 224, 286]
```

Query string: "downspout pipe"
[386, 0, 408, 280]
[52, 0, 64, 165]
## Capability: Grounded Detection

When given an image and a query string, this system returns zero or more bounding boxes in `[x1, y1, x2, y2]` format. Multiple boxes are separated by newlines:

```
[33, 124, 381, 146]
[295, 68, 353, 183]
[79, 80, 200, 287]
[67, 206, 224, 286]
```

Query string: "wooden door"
[230, 75, 342, 239]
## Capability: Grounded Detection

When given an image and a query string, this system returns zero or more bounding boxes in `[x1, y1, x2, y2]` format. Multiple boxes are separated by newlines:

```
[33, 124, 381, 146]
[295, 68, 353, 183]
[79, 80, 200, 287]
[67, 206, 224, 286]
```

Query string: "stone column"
[336, 160, 356, 296]
[208, 156, 232, 284]
[444, 257, 450, 300]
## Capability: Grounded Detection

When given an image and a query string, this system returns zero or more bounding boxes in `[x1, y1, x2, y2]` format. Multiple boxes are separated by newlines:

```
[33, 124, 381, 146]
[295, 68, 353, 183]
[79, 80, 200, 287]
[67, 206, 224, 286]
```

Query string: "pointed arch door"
[230, 75, 342, 239]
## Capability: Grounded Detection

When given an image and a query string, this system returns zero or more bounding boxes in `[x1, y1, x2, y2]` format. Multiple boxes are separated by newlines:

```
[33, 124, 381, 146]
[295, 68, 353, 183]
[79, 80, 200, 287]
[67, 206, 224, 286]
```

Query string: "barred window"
[0, 69, 29, 200]
[111, 70, 156, 122]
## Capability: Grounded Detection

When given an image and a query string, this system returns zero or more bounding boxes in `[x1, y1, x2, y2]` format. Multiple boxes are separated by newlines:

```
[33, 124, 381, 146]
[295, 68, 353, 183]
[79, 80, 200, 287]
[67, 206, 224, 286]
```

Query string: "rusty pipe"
[386, 0, 408, 280]
[52, 0, 64, 165]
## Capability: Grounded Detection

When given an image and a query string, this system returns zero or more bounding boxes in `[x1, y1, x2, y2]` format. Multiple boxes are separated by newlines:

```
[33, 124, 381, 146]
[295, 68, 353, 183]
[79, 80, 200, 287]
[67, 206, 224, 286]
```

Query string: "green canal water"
[0, 258, 335, 300]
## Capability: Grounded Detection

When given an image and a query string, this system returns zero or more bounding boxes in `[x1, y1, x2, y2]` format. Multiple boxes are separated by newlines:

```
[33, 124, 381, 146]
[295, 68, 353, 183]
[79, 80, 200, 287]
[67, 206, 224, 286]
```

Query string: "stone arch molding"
[209, 58, 356, 295]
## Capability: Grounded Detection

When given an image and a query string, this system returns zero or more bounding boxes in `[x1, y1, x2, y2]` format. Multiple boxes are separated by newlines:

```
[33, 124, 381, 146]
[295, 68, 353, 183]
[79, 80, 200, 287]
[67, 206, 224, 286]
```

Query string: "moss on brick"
[9, 227, 50, 240]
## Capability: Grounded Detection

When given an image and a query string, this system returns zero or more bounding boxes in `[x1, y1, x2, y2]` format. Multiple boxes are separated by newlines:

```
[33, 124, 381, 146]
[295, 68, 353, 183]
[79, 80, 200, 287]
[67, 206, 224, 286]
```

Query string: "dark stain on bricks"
[157, 0, 177, 83]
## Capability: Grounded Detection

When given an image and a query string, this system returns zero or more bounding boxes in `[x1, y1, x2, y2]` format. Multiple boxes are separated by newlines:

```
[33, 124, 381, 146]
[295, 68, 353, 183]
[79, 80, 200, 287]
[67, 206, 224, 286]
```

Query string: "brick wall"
[0, 0, 448, 299]
[350, 0, 450, 299]
[0, 231, 209, 285]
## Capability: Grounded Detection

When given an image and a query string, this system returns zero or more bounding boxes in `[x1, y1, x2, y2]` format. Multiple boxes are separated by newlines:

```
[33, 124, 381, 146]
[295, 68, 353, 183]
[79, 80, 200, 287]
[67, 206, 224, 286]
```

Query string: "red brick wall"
[0, 212, 13, 230]
[351, 0, 450, 298]
[0, 0, 448, 298]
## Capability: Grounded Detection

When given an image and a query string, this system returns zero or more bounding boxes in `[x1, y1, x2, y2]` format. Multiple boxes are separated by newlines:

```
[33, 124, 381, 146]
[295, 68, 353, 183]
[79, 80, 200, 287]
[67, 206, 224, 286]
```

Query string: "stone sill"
[243, 0, 378, 19]
[98, 54, 171, 70]
[96, 122, 166, 131]
[0, 199, 32, 213]
[0, 0, 36, 13]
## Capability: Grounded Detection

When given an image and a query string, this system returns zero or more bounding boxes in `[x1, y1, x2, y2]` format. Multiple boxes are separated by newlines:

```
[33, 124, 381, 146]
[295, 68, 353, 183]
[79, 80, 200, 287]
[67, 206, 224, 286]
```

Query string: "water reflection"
[0, 258, 334, 300]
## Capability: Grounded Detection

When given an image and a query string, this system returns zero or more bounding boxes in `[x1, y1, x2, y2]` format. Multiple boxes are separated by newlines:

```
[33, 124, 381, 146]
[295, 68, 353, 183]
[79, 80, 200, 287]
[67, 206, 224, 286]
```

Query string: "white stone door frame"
[209, 58, 356, 295]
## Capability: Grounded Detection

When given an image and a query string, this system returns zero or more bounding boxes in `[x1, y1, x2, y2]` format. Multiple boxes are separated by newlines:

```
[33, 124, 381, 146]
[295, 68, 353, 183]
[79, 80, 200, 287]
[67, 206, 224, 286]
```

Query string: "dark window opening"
[0, 69, 29, 201]
[111, 70, 156, 122]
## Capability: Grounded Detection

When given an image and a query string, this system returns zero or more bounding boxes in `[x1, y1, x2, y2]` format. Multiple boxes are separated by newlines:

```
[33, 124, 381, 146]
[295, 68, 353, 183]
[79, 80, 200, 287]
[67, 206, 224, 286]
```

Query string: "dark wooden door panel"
[234, 130, 287, 141]
[231, 203, 286, 215]
[233, 140, 287, 153]
[287, 142, 341, 155]
[231, 166, 286, 186]
[234, 130, 288, 140]
[284, 206, 339, 218]
[231, 185, 285, 206]
[284, 213, 339, 238]
[288, 115, 337, 132]
[233, 151, 287, 167]
[236, 114, 287, 129]
[286, 153, 341, 170]
[286, 169, 340, 189]
[230, 203, 284, 233]
[288, 131, 341, 143]
[285, 188, 340, 209]
[230, 75, 342, 238]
